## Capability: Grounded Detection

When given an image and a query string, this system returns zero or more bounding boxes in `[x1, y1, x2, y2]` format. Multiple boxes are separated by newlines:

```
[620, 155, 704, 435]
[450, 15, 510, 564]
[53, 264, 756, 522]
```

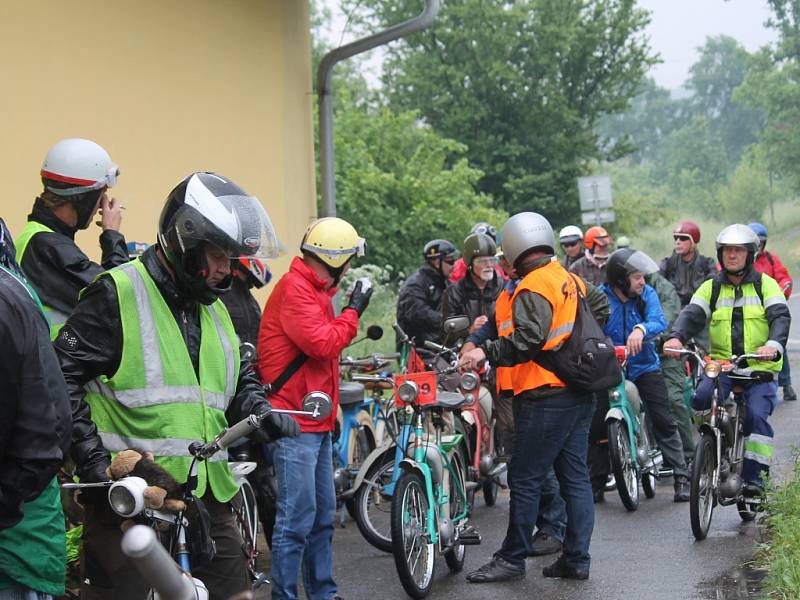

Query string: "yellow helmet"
[301, 217, 365, 269]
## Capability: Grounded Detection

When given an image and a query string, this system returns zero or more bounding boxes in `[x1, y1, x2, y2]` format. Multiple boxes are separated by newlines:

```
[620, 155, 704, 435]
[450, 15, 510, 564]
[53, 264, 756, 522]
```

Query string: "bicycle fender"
[697, 424, 717, 439]
[399, 458, 434, 492]
[605, 408, 625, 423]
[344, 444, 394, 499]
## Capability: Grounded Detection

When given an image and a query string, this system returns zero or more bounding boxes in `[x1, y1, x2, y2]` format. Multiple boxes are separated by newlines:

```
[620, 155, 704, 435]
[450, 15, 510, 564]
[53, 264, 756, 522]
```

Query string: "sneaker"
[673, 476, 690, 502]
[529, 532, 562, 557]
[604, 474, 617, 492]
[784, 385, 797, 402]
[466, 556, 525, 583]
[542, 557, 589, 580]
[743, 482, 765, 499]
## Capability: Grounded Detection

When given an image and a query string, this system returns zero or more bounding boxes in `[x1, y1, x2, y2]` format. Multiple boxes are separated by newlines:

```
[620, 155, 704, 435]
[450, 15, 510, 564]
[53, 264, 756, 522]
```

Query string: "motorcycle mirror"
[443, 315, 470, 344]
[301, 391, 333, 420]
[239, 342, 257, 363]
[366, 325, 383, 340]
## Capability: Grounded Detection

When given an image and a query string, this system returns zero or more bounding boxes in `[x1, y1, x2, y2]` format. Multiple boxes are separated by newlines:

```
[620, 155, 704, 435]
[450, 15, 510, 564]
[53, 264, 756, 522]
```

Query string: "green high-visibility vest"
[84, 259, 241, 501]
[689, 273, 786, 375]
[15, 221, 70, 339]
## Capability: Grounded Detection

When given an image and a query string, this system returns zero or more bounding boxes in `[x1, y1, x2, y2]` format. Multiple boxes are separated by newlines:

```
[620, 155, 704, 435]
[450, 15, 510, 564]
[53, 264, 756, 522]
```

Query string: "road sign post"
[577, 176, 614, 225]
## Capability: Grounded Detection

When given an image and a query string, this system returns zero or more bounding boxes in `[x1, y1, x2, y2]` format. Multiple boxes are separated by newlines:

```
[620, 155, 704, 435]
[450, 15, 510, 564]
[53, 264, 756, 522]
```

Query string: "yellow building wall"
[0, 1, 317, 299]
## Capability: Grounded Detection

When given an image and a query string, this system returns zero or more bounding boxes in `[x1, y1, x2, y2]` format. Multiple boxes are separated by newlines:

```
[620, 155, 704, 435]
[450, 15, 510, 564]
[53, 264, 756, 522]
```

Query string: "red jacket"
[257, 257, 359, 432]
[754, 251, 793, 299]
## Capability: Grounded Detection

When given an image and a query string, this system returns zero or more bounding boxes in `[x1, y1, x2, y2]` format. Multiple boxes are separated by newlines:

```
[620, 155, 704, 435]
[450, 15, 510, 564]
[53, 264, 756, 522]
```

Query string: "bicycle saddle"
[339, 382, 366, 407]
[424, 391, 467, 411]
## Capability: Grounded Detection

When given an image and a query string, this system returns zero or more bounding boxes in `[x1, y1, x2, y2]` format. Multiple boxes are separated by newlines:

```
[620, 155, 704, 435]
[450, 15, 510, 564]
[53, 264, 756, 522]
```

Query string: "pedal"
[253, 572, 270, 588]
[464, 481, 479, 493]
[487, 463, 507, 479]
[457, 525, 481, 546]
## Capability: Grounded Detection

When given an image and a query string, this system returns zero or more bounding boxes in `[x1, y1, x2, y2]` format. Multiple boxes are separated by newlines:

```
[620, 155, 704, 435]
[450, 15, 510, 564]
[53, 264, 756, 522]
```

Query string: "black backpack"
[537, 274, 622, 392]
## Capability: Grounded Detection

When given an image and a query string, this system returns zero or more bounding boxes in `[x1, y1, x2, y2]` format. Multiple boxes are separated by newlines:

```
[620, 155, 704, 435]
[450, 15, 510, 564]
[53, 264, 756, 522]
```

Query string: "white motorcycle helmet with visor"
[158, 172, 283, 304]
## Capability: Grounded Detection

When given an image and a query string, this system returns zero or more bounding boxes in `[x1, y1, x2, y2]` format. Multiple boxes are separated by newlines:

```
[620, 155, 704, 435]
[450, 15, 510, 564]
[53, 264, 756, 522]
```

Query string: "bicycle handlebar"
[121, 525, 196, 600]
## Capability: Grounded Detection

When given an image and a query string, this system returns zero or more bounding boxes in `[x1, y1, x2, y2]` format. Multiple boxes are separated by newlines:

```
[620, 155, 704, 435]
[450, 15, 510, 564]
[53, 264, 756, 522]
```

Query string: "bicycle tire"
[353, 449, 396, 552]
[608, 419, 640, 511]
[391, 472, 435, 599]
[690, 433, 717, 540]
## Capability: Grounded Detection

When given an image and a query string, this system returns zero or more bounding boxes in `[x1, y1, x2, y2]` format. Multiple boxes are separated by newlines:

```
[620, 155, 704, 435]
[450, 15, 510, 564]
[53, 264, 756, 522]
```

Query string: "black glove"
[262, 410, 300, 440]
[347, 279, 373, 316]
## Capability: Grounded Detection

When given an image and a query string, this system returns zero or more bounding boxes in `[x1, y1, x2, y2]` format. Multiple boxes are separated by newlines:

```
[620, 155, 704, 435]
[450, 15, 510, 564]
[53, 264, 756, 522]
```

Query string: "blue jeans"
[271, 432, 337, 600]
[0, 587, 52, 600]
[536, 468, 567, 542]
[497, 391, 595, 571]
[693, 374, 778, 485]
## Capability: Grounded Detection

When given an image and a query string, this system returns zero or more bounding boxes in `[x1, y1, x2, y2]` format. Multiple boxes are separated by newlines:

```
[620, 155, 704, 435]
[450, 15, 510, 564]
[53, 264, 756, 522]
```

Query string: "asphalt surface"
[254, 301, 800, 600]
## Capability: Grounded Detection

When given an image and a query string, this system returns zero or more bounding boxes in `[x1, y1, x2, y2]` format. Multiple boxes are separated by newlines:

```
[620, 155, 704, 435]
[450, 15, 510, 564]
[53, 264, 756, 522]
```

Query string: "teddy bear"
[106, 448, 186, 530]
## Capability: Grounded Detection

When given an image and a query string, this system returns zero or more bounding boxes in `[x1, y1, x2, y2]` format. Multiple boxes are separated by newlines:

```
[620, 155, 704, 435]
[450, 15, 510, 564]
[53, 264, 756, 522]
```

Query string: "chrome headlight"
[704, 361, 721, 379]
[397, 380, 419, 403]
[460, 372, 480, 392]
[108, 476, 148, 518]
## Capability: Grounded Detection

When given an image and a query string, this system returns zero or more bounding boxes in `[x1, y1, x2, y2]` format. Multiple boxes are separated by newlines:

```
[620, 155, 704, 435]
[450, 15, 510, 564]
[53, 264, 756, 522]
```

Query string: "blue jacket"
[600, 283, 667, 382]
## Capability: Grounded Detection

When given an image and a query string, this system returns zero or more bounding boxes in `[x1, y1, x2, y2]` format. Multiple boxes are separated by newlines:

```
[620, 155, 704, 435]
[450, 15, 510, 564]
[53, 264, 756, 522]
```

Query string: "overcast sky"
[321, 0, 779, 91]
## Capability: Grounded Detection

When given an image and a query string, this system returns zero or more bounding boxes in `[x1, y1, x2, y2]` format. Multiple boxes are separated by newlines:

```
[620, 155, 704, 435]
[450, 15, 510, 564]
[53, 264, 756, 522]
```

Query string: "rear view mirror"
[443, 315, 470, 343]
[302, 391, 333, 420]
[366, 325, 383, 340]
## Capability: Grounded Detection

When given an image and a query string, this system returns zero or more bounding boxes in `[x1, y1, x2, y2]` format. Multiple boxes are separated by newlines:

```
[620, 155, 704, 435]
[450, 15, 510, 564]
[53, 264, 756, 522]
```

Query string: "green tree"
[342, 0, 656, 224]
[333, 88, 506, 278]
[715, 145, 777, 222]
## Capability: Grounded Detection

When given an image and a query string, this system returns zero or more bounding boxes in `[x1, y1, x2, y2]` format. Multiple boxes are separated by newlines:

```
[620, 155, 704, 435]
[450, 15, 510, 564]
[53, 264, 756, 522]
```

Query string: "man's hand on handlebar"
[460, 347, 486, 371]
[262, 410, 300, 440]
[755, 345, 779, 361]
[662, 337, 684, 358]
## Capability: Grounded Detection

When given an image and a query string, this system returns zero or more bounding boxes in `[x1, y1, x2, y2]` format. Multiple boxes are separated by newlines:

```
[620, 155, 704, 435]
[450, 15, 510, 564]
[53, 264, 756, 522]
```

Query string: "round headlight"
[397, 380, 419, 403]
[460, 372, 480, 392]
[108, 476, 147, 518]
[704, 361, 721, 379]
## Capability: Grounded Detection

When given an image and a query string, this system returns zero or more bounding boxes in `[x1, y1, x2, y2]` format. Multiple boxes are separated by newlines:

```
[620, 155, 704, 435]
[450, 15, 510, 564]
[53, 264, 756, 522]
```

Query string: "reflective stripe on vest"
[494, 289, 515, 393]
[14, 221, 69, 339]
[507, 260, 583, 395]
[694, 275, 784, 374]
[84, 259, 241, 501]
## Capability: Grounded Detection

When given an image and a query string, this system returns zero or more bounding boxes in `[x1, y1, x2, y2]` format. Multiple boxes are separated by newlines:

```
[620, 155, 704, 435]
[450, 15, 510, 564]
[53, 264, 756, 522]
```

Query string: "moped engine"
[719, 473, 743, 499]
[439, 518, 455, 546]
[479, 453, 494, 477]
[334, 467, 350, 493]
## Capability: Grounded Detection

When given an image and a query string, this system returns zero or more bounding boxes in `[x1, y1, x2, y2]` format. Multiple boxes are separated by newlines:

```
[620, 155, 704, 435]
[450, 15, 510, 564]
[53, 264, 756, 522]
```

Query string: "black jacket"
[19, 199, 129, 315]
[441, 271, 503, 332]
[0, 254, 71, 529]
[220, 276, 262, 348]
[659, 252, 717, 308]
[396, 263, 449, 347]
[54, 245, 270, 483]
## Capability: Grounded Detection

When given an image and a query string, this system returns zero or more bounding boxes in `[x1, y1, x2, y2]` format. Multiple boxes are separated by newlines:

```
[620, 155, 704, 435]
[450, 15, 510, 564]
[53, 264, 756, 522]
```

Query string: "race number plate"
[394, 371, 437, 407]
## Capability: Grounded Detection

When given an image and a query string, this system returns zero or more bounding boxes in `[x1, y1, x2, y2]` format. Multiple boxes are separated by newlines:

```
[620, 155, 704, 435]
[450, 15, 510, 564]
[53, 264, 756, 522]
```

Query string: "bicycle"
[667, 348, 772, 540]
[64, 393, 331, 599]
[390, 367, 481, 598]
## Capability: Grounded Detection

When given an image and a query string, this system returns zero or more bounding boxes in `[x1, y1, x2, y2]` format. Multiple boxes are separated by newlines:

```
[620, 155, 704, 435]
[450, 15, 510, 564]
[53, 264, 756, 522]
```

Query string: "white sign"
[581, 210, 615, 225]
[577, 176, 613, 212]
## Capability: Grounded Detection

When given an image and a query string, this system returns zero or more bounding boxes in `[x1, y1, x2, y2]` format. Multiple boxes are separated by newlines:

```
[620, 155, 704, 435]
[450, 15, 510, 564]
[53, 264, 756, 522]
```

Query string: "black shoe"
[542, 557, 589, 580]
[529, 532, 563, 557]
[592, 489, 605, 504]
[784, 385, 797, 402]
[743, 482, 765, 499]
[674, 475, 690, 502]
[466, 556, 525, 583]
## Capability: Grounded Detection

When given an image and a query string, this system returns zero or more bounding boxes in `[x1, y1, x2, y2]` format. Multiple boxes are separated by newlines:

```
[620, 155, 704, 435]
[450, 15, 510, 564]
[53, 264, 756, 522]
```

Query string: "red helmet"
[673, 220, 701, 244]
[237, 257, 271, 288]
[584, 226, 612, 253]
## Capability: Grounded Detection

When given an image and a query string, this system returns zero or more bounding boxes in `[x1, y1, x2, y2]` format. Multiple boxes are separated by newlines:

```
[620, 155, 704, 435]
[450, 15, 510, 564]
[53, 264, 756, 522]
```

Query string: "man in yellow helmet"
[258, 217, 372, 600]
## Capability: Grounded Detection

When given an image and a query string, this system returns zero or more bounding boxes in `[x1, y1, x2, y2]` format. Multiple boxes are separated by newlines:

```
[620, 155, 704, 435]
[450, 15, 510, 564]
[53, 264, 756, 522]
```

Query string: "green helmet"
[463, 232, 496, 265]
[616, 235, 631, 249]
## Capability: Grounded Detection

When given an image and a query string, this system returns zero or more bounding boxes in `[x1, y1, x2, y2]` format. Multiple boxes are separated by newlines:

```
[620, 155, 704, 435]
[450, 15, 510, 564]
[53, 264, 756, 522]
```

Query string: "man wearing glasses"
[558, 225, 584, 269]
[659, 221, 717, 309]
[449, 221, 506, 283]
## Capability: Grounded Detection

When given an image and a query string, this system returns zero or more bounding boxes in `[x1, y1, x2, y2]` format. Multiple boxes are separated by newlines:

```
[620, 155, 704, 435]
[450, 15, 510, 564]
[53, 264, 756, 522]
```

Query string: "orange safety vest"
[494, 288, 515, 393]
[508, 260, 584, 395]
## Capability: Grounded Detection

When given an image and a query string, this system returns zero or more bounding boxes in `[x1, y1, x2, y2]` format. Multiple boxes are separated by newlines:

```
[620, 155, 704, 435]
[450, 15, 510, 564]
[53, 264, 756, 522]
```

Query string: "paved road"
[255, 356, 799, 600]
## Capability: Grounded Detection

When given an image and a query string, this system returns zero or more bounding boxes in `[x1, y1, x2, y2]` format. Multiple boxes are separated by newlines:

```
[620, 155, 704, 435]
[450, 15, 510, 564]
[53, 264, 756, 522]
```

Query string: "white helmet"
[715, 224, 759, 274]
[41, 138, 118, 197]
[558, 225, 583, 245]
[501, 212, 555, 268]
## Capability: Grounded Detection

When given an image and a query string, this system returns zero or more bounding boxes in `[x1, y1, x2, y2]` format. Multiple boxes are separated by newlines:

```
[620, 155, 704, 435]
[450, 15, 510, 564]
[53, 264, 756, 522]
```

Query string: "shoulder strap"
[765, 252, 774, 267]
[708, 279, 722, 314]
[753, 272, 764, 306]
[265, 352, 308, 395]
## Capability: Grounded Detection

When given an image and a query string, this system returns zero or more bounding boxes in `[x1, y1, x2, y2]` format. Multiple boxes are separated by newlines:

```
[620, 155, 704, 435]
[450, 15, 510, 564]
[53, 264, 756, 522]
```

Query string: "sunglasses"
[443, 258, 456, 265]
[673, 235, 692, 242]
[561, 241, 579, 248]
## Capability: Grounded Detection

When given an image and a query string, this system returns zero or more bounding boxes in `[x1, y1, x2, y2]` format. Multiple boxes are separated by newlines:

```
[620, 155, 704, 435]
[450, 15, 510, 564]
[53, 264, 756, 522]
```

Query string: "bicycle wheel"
[690, 432, 717, 540]
[391, 472, 435, 599]
[444, 451, 467, 573]
[235, 480, 260, 576]
[354, 449, 396, 552]
[639, 414, 657, 499]
[608, 419, 639, 511]
[346, 426, 376, 519]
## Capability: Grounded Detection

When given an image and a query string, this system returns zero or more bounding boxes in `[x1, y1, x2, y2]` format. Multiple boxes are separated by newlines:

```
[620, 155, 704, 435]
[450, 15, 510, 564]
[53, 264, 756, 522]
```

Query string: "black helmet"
[470, 221, 497, 241]
[158, 172, 283, 304]
[463, 232, 496, 266]
[423, 239, 459, 262]
[606, 248, 659, 296]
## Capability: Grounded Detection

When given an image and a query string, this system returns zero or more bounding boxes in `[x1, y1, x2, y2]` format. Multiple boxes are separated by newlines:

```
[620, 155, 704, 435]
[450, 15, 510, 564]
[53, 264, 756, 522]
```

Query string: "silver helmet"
[715, 224, 759, 273]
[500, 212, 555, 268]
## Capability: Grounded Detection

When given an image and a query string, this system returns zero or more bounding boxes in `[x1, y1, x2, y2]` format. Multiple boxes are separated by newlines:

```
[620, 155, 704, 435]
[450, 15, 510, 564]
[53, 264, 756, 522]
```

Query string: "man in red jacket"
[749, 223, 795, 401]
[257, 217, 371, 600]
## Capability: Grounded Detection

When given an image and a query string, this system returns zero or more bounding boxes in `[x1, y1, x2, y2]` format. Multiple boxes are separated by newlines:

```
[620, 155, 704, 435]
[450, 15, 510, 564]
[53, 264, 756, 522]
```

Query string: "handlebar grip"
[121, 525, 196, 600]
[216, 414, 261, 450]
[423, 340, 446, 353]
[393, 323, 408, 341]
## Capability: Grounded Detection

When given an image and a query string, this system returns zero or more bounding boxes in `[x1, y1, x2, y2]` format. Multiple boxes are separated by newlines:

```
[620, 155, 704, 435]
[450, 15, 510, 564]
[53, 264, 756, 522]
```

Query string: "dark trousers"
[496, 391, 595, 571]
[80, 492, 249, 600]
[634, 370, 688, 478]
[587, 389, 610, 493]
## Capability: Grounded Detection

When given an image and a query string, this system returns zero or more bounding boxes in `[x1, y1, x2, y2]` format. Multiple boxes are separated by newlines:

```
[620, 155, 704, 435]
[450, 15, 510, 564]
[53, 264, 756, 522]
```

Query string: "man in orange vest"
[463, 212, 608, 584]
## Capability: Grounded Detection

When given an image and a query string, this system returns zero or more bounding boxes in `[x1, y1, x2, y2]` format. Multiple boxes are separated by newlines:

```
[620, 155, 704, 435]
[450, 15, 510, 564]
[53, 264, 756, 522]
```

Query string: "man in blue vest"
[664, 224, 791, 495]
[54, 173, 299, 600]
